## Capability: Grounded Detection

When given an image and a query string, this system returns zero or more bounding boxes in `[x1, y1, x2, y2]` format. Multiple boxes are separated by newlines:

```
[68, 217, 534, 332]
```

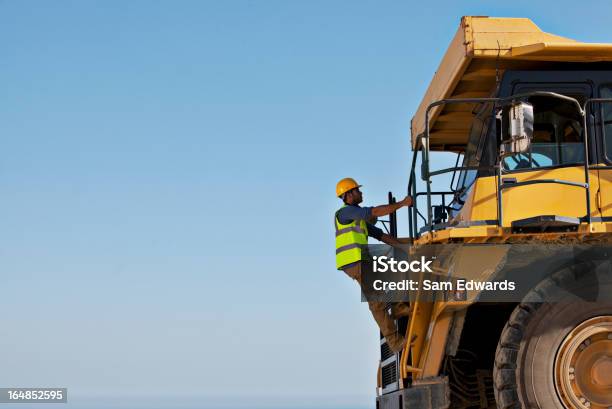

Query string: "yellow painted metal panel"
[499, 168, 600, 226]
[419, 311, 452, 378]
[405, 301, 433, 370]
[598, 168, 612, 218]
[468, 17, 544, 33]
[451, 167, 601, 227]
[410, 18, 470, 149]
[511, 42, 612, 60]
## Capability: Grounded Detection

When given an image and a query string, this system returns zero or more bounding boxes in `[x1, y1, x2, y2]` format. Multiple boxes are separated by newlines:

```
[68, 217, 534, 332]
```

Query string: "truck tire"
[493, 265, 612, 409]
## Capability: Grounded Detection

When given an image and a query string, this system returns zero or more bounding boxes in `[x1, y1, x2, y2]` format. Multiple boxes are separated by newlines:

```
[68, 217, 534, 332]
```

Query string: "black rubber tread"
[491, 257, 612, 409]
[492, 262, 597, 409]
[492, 272, 564, 409]
[493, 305, 534, 409]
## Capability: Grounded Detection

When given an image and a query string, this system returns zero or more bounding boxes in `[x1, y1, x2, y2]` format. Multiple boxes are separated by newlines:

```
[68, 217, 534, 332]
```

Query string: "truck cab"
[442, 70, 612, 233]
[377, 17, 612, 409]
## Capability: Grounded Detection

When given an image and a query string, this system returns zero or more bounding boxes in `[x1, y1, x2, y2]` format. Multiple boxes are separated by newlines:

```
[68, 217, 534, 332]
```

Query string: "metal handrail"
[428, 165, 496, 178]
[499, 179, 588, 190]
[411, 91, 595, 236]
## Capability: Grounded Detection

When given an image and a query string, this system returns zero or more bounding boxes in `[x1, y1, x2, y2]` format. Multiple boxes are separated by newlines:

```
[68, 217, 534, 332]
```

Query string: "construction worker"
[335, 177, 413, 352]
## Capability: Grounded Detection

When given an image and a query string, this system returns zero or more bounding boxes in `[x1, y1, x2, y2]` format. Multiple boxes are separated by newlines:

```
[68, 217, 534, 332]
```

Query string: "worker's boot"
[385, 332, 407, 353]
[390, 302, 411, 319]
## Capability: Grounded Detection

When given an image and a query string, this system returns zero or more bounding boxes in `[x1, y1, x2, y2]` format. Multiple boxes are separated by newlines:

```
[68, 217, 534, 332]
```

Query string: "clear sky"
[2, 1, 612, 408]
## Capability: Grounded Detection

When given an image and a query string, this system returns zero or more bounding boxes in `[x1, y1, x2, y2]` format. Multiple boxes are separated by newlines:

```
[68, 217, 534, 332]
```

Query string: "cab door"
[500, 82, 601, 224]
[595, 85, 612, 221]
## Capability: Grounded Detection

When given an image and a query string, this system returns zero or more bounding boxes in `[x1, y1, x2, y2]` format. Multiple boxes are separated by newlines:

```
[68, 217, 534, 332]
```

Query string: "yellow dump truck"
[377, 17, 612, 409]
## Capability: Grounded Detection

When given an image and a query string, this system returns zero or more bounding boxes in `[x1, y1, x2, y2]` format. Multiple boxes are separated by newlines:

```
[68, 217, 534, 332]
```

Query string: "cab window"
[600, 85, 612, 160]
[503, 95, 585, 171]
[449, 107, 493, 213]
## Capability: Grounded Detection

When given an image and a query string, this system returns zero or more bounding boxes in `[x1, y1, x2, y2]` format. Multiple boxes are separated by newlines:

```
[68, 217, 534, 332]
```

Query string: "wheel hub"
[555, 316, 612, 409]
[591, 357, 612, 386]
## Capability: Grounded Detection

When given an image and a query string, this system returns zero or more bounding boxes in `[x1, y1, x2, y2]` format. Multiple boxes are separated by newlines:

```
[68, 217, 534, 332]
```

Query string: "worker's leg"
[342, 263, 362, 281]
[367, 299, 405, 352]
[390, 302, 412, 319]
[342, 262, 406, 353]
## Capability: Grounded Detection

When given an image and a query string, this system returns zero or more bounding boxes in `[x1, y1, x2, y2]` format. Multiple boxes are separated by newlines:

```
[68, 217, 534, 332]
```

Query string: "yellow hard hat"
[336, 177, 361, 197]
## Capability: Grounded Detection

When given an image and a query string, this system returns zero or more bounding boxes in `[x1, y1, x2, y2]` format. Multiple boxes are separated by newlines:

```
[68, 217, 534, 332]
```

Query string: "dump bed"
[412, 16, 612, 151]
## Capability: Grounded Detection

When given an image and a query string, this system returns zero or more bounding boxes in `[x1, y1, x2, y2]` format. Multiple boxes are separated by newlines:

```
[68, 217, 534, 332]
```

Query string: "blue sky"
[2, 1, 612, 408]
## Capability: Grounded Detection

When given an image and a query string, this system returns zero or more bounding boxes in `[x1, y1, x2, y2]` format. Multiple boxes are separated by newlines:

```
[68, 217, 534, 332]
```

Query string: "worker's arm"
[379, 233, 402, 247]
[371, 195, 413, 217]
[368, 224, 403, 250]
[337, 197, 413, 226]
[366, 223, 402, 247]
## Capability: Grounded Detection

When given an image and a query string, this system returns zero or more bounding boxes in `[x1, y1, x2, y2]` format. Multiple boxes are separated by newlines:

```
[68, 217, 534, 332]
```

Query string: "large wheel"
[493, 265, 612, 409]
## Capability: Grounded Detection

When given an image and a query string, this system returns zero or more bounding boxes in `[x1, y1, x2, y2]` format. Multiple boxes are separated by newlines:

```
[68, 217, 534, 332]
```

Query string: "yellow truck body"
[377, 16, 612, 409]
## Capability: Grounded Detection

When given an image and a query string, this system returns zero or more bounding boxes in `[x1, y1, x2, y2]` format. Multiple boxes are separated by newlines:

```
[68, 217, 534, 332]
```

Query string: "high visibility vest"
[335, 206, 369, 269]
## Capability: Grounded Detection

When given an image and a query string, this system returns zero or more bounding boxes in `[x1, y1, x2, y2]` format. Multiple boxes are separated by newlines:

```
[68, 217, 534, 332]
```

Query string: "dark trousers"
[342, 261, 404, 351]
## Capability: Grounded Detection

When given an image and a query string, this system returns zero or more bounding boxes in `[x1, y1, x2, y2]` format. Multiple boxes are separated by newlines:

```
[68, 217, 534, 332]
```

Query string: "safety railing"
[408, 92, 610, 237]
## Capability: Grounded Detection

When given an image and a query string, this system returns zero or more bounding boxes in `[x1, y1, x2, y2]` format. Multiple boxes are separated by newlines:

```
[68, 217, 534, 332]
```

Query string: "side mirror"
[500, 102, 533, 156]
